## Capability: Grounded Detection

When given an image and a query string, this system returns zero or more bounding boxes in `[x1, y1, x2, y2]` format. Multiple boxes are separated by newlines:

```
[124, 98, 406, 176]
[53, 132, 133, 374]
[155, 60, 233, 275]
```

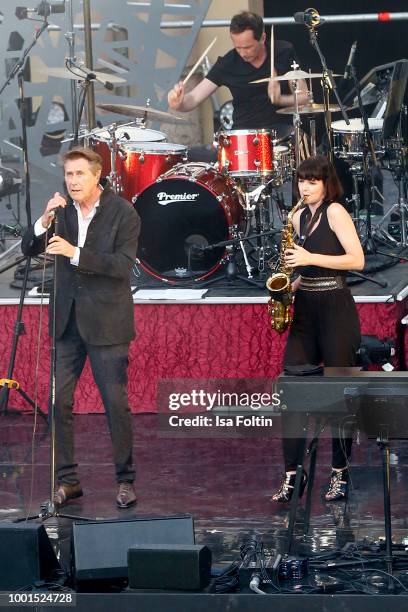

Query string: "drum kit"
[85, 104, 301, 285]
[59, 59, 407, 285]
[74, 68, 340, 286]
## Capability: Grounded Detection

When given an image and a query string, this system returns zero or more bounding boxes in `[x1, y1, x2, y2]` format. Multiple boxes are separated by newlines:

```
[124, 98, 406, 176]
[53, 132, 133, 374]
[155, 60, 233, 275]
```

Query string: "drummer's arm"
[268, 78, 309, 108]
[168, 78, 218, 112]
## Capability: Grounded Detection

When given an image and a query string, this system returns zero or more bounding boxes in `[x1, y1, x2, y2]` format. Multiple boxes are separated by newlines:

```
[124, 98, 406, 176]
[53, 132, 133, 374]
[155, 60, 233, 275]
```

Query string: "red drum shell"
[118, 142, 187, 202]
[89, 126, 166, 178]
[217, 129, 273, 176]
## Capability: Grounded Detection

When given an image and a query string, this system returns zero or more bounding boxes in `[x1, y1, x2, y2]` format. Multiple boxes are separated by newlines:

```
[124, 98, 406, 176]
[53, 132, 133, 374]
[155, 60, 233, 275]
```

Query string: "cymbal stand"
[307, 71, 317, 156]
[289, 66, 303, 168]
[304, 18, 350, 163]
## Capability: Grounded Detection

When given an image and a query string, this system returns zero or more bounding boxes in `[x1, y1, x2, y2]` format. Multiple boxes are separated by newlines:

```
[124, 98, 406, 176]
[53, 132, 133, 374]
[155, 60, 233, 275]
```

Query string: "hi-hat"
[96, 103, 186, 123]
[45, 67, 126, 83]
[251, 70, 341, 84]
[277, 103, 342, 115]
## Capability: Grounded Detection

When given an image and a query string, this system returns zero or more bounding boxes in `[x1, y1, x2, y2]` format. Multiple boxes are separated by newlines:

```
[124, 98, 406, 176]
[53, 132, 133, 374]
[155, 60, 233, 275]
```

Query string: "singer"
[21, 147, 140, 509]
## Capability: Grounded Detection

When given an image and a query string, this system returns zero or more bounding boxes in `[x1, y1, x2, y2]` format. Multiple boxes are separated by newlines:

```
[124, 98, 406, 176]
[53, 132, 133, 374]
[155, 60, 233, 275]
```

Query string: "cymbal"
[277, 103, 342, 115]
[45, 67, 126, 84]
[251, 70, 341, 84]
[96, 103, 186, 124]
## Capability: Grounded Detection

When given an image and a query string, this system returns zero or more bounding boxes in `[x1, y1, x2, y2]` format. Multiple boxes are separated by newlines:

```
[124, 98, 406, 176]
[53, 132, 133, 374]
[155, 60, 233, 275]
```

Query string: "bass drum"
[134, 163, 244, 283]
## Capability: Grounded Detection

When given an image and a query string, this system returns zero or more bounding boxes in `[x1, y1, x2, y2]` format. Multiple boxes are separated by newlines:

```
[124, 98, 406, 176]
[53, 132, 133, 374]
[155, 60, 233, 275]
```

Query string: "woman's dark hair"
[230, 11, 264, 41]
[295, 155, 343, 202]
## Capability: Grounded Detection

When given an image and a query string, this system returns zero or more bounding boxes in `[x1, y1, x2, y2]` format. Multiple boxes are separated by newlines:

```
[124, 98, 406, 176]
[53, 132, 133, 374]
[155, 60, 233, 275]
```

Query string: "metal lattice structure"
[0, 0, 211, 175]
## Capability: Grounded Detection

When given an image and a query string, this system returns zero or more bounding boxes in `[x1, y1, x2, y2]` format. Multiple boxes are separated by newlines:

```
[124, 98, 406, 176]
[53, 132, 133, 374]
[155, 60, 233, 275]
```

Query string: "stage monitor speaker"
[0, 523, 60, 590]
[72, 514, 195, 584]
[128, 544, 212, 590]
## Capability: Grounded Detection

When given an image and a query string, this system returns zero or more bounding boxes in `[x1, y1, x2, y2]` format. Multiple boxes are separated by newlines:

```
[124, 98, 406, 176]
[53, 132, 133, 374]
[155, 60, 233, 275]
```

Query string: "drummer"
[167, 11, 309, 140]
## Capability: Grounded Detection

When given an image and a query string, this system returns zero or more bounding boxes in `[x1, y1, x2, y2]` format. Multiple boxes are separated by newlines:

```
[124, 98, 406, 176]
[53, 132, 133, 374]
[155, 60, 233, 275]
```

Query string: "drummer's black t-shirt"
[207, 39, 299, 135]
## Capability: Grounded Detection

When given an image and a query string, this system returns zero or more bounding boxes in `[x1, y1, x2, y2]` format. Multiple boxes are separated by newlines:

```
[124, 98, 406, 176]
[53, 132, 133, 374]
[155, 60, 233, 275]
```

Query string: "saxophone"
[266, 197, 305, 333]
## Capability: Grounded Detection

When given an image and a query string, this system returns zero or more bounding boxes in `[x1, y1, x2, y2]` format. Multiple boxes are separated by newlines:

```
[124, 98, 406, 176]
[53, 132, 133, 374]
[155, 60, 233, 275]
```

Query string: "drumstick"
[270, 25, 274, 103]
[270, 25, 274, 78]
[182, 37, 217, 86]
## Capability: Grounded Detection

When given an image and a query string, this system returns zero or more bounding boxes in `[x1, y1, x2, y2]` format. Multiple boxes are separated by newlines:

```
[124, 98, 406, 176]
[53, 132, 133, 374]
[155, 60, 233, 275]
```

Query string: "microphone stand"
[0, 18, 49, 419]
[304, 22, 350, 162]
[15, 209, 92, 522]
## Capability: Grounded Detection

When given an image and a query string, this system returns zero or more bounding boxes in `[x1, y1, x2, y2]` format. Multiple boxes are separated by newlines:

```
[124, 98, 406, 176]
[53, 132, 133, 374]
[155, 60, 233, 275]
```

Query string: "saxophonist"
[272, 155, 365, 503]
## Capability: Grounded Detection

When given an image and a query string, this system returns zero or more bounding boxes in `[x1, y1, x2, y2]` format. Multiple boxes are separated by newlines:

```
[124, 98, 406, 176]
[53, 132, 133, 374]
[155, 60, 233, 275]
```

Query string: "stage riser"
[0, 301, 405, 413]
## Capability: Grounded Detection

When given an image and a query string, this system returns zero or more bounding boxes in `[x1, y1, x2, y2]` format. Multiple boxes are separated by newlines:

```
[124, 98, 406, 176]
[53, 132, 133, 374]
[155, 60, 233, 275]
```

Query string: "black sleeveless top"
[297, 202, 346, 278]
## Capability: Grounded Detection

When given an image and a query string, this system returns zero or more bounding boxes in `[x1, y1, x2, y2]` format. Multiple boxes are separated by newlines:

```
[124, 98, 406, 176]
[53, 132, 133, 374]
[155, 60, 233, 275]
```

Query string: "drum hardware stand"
[236, 180, 280, 273]
[302, 9, 350, 163]
[303, 70, 318, 157]
[288, 62, 304, 168]
[0, 17, 49, 419]
[372, 156, 408, 249]
[105, 123, 124, 194]
[191, 230, 279, 289]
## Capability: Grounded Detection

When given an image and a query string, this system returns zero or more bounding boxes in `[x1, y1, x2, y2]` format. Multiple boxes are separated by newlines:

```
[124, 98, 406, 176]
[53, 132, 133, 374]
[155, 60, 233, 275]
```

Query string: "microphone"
[293, 8, 323, 27]
[15, 1, 65, 20]
[343, 41, 357, 80]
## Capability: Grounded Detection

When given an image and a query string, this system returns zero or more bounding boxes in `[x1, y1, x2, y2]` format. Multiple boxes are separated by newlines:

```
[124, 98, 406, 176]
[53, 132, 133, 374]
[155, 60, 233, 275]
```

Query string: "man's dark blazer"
[22, 186, 140, 345]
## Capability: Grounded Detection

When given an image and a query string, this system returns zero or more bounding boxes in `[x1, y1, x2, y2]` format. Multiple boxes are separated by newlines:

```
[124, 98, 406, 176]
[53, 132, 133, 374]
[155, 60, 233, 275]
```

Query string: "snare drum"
[134, 163, 243, 282]
[119, 142, 187, 202]
[332, 118, 384, 159]
[89, 125, 166, 177]
[216, 129, 273, 177]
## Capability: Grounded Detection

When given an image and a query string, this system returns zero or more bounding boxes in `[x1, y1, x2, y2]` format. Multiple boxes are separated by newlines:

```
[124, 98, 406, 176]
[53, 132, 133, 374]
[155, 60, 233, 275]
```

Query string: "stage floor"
[2, 413, 408, 600]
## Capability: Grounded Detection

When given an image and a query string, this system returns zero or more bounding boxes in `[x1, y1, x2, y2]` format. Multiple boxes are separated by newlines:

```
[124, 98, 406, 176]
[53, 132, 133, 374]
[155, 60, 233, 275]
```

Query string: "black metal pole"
[83, 0, 96, 130]
[379, 439, 395, 590]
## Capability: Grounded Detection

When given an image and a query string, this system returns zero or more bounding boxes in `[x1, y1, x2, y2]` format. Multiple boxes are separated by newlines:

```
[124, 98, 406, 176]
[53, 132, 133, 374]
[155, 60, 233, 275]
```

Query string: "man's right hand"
[41, 192, 67, 229]
[167, 81, 185, 110]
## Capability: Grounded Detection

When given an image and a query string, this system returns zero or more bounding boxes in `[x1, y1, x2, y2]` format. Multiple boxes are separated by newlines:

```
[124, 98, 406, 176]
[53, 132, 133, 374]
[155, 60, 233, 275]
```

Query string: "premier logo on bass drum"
[157, 192, 200, 205]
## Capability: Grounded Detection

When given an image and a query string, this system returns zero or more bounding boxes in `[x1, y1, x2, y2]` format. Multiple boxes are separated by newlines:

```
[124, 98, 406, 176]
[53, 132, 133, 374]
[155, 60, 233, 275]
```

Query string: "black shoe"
[271, 470, 308, 503]
[325, 469, 349, 501]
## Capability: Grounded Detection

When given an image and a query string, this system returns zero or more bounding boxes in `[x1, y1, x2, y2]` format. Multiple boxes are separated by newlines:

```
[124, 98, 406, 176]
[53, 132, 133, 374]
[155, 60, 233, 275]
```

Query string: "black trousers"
[282, 287, 361, 471]
[54, 306, 135, 485]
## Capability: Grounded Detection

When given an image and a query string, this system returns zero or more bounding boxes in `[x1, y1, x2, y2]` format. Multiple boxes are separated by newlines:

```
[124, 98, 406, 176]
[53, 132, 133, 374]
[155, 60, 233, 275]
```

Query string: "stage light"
[0, 164, 22, 198]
